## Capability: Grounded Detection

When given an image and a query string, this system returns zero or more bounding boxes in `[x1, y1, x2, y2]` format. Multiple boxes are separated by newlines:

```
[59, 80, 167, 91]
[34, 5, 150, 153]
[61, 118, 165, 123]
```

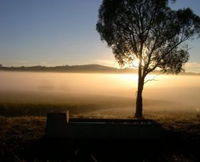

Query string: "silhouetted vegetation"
[0, 64, 199, 75]
[0, 64, 117, 72]
[97, 0, 200, 118]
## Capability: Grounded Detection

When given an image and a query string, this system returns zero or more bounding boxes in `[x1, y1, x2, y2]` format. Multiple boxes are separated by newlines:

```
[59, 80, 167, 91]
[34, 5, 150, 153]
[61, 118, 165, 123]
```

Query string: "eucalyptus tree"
[96, 0, 200, 118]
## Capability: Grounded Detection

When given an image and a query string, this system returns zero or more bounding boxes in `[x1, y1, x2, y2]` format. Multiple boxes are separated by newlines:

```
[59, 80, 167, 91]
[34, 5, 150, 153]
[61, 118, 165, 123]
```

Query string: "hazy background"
[0, 71, 199, 117]
[0, 0, 200, 73]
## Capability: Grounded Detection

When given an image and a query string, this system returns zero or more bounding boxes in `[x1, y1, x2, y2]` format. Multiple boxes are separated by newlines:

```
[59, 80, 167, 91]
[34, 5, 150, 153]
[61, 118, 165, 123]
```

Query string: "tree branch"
[144, 74, 160, 84]
[146, 37, 188, 74]
[144, 78, 158, 84]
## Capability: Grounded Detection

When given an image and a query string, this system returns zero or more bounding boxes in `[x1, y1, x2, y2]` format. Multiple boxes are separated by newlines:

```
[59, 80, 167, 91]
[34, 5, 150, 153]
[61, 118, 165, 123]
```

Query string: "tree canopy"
[97, 0, 200, 75]
[96, 0, 200, 118]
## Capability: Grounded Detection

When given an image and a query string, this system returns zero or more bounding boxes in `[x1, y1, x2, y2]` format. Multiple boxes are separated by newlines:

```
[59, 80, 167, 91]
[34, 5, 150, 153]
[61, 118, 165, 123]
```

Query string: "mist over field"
[0, 71, 199, 116]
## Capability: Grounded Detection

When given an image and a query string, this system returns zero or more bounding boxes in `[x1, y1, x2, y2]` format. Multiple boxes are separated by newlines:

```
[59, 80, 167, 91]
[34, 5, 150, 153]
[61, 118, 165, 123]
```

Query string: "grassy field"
[0, 71, 200, 161]
[0, 102, 200, 161]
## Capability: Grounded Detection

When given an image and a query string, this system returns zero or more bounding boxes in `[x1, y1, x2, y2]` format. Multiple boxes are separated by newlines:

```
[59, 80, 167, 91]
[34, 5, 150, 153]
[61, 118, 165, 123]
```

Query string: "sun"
[132, 59, 140, 67]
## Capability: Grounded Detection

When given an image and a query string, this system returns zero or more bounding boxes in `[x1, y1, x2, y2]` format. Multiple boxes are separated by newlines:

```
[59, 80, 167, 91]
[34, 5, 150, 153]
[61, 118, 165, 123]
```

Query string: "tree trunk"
[135, 78, 144, 118]
[134, 59, 144, 118]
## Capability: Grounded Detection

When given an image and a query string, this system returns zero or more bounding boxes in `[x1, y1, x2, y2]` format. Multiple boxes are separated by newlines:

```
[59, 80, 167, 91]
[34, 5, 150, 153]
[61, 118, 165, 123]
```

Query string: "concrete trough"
[45, 113, 162, 140]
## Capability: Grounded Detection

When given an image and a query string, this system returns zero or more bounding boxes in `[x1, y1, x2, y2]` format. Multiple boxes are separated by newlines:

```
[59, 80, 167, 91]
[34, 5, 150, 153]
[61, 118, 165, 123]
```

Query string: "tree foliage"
[96, 0, 200, 75]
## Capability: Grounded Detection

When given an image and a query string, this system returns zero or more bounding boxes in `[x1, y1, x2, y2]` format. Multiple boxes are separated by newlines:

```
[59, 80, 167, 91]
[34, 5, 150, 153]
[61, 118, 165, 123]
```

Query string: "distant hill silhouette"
[0, 64, 134, 73]
[0, 64, 199, 75]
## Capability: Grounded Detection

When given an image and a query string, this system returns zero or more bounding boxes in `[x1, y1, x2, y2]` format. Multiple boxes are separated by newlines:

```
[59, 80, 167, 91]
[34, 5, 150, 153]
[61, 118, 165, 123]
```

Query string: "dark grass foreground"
[1, 115, 200, 162]
[0, 104, 200, 162]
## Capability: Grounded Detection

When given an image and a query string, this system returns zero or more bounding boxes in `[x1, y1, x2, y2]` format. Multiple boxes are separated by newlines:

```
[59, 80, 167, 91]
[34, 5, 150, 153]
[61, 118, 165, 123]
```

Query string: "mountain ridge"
[0, 64, 199, 75]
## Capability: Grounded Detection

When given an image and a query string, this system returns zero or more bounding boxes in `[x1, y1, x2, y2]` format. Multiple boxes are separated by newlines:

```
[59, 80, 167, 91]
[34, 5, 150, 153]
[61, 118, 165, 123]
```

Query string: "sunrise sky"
[0, 0, 200, 72]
